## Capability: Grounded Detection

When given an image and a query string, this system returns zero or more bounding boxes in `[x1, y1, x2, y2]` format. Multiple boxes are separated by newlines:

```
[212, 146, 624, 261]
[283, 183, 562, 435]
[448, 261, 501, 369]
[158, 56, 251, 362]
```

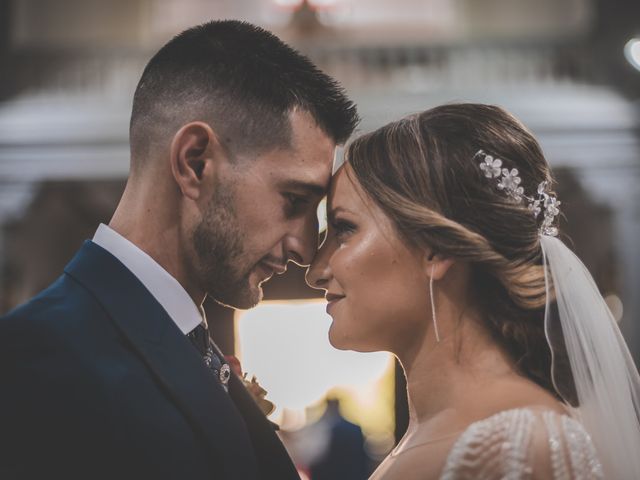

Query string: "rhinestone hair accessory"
[474, 149, 561, 236]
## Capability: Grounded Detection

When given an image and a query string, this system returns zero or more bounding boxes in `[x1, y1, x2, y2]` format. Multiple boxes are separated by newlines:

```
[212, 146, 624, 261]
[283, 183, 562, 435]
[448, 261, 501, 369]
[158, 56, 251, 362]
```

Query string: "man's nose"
[284, 214, 320, 267]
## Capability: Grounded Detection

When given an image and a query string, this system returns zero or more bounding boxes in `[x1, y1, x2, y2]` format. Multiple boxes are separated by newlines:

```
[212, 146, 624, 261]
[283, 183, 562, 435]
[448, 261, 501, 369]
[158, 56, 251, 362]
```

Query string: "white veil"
[540, 235, 640, 479]
[472, 149, 640, 477]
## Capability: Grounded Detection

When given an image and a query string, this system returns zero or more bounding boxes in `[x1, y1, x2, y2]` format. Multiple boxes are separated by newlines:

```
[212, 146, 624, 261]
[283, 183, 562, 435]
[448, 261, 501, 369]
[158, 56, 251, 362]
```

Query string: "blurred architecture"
[1, 0, 639, 467]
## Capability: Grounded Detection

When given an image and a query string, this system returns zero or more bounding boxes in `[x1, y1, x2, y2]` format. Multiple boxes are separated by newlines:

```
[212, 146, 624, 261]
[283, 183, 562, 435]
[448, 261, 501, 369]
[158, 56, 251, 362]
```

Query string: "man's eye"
[284, 193, 310, 216]
[287, 194, 307, 207]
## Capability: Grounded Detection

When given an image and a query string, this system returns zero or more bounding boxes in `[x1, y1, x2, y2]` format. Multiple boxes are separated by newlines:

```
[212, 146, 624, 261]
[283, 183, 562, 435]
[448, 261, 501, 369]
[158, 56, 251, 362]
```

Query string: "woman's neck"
[398, 314, 518, 430]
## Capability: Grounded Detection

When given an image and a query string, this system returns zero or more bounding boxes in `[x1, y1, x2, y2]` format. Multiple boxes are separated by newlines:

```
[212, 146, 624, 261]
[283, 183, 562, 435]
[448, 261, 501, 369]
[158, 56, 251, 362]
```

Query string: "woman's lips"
[326, 293, 345, 314]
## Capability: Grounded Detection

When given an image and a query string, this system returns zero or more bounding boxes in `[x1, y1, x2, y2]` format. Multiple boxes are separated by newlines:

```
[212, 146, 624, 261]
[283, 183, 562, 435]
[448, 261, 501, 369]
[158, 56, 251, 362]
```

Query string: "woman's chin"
[328, 325, 382, 353]
[328, 329, 348, 350]
[328, 324, 353, 351]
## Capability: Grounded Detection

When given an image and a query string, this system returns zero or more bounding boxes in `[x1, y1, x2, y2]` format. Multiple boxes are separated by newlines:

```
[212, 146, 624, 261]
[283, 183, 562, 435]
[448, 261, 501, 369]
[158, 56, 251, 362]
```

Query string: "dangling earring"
[430, 264, 441, 343]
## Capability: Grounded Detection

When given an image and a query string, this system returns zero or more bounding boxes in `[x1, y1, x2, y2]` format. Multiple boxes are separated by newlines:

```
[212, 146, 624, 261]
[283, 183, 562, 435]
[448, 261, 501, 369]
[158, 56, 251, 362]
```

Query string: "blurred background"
[1, 0, 639, 477]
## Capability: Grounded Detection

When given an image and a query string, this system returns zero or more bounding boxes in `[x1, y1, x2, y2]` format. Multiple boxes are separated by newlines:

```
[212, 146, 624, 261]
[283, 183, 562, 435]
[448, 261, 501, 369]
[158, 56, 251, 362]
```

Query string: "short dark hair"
[129, 20, 359, 167]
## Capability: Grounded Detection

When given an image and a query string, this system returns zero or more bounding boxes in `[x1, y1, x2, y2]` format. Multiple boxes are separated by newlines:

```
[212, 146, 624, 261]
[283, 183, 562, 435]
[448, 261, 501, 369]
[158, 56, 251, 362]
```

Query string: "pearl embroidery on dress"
[439, 408, 603, 480]
[543, 411, 570, 479]
[561, 415, 604, 479]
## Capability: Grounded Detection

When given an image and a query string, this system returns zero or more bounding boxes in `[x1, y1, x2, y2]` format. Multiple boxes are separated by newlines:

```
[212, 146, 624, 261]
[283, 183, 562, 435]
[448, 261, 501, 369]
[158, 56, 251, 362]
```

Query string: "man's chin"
[205, 266, 268, 310]
[209, 283, 263, 310]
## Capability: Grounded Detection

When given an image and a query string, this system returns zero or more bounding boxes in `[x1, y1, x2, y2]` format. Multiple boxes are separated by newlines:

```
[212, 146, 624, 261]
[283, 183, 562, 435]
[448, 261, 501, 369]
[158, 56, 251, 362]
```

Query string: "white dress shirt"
[92, 223, 204, 335]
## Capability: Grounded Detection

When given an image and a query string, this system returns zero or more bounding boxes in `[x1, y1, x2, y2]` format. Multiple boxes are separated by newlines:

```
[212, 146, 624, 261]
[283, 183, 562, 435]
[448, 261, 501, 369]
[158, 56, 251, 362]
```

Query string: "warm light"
[317, 197, 327, 235]
[624, 38, 640, 71]
[273, 0, 304, 8]
[604, 293, 624, 324]
[298, 470, 311, 480]
[309, 0, 341, 8]
[235, 301, 394, 434]
[272, 0, 341, 11]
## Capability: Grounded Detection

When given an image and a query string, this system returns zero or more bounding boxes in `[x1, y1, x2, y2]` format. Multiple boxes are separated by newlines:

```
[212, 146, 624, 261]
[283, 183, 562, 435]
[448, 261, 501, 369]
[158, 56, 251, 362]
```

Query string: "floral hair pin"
[475, 149, 561, 236]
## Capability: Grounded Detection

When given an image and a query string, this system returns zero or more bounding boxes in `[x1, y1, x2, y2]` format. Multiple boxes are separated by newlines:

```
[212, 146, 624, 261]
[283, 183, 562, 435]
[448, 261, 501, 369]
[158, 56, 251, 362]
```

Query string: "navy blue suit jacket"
[0, 241, 300, 480]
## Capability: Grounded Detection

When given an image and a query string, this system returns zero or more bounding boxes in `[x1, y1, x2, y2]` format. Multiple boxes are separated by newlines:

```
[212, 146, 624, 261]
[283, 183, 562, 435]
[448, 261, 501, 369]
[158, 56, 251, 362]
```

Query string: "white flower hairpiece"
[474, 149, 561, 236]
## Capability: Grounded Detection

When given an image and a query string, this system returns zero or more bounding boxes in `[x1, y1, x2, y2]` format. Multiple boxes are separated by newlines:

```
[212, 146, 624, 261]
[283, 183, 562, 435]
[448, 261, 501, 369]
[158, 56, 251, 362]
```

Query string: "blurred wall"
[1, 0, 639, 462]
[0, 0, 639, 380]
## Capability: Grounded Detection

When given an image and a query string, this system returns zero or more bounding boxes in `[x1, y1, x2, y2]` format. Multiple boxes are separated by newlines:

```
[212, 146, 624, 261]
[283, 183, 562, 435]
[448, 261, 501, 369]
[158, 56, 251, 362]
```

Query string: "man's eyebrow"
[278, 180, 327, 197]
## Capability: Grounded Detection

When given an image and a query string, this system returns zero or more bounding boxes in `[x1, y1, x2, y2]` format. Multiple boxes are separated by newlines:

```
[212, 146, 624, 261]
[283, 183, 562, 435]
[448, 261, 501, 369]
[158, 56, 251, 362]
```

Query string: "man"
[0, 20, 358, 479]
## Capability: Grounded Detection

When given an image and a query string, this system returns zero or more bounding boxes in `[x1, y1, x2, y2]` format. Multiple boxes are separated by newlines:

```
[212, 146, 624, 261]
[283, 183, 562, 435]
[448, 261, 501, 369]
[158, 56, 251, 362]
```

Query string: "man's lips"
[260, 261, 287, 275]
[257, 261, 287, 280]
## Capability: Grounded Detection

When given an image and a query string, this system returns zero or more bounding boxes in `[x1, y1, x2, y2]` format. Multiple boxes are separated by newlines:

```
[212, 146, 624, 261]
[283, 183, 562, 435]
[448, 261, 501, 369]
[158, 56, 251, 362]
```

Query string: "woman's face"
[306, 165, 431, 353]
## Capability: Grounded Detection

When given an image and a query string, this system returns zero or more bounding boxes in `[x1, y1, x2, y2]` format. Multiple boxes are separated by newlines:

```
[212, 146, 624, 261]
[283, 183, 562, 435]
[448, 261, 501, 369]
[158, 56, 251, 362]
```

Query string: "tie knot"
[187, 323, 209, 356]
[187, 324, 230, 393]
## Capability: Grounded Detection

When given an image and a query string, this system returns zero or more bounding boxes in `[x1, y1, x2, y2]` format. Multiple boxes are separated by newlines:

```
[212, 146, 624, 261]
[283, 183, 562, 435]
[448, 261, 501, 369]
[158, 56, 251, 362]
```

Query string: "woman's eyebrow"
[327, 206, 354, 221]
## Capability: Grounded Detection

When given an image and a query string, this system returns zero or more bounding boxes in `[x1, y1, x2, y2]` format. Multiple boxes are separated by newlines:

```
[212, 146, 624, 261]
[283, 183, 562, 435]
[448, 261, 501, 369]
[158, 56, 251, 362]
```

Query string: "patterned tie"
[187, 323, 231, 393]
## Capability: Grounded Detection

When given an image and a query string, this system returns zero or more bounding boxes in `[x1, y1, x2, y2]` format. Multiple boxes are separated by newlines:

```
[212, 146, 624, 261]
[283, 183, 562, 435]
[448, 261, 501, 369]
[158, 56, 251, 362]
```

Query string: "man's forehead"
[287, 145, 345, 198]
[277, 177, 328, 197]
[258, 142, 333, 190]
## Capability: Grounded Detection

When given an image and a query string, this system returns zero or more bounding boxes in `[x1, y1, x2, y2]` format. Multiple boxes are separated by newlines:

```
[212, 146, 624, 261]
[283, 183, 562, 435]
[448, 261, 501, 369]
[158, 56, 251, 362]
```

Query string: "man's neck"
[109, 189, 206, 307]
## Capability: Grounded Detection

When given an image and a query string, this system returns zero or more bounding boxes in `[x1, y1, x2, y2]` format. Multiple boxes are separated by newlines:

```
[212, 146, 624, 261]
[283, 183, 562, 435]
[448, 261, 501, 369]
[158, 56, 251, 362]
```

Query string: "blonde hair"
[347, 104, 572, 401]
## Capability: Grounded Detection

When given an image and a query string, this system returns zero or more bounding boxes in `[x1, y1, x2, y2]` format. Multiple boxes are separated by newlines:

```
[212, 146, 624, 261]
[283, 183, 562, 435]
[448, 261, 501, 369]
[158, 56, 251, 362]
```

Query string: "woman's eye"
[331, 220, 356, 241]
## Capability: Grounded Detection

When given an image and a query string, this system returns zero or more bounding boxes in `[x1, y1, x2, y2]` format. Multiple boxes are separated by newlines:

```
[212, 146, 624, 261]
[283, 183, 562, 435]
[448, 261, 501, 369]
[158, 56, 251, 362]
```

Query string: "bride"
[306, 103, 640, 479]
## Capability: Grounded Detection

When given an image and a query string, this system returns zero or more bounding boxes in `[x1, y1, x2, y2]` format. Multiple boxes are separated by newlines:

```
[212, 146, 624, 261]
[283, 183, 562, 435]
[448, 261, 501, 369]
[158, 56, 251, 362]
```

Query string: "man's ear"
[169, 121, 222, 200]
[423, 251, 456, 281]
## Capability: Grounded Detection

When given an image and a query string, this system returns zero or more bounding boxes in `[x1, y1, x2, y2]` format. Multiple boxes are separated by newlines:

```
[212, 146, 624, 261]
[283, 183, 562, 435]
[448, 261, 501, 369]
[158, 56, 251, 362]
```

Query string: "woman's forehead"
[327, 165, 383, 220]
[327, 163, 413, 250]
[327, 165, 359, 208]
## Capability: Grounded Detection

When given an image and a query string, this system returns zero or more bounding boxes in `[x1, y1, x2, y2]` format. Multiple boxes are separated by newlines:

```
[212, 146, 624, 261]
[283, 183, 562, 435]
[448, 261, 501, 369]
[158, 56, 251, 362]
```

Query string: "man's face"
[192, 110, 335, 309]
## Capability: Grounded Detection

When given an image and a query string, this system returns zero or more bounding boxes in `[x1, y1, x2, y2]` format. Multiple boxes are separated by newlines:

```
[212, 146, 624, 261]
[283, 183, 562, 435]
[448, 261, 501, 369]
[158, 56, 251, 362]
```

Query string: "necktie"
[187, 323, 231, 392]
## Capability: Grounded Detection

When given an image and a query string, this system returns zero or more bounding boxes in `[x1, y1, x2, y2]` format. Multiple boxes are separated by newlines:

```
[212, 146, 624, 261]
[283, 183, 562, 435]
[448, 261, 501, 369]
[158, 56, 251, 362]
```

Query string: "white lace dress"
[439, 408, 603, 480]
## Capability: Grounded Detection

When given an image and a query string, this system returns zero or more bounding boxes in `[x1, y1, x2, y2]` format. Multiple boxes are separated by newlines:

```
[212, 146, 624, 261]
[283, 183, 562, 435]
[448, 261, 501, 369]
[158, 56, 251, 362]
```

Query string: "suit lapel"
[229, 375, 300, 479]
[209, 342, 301, 479]
[64, 241, 259, 478]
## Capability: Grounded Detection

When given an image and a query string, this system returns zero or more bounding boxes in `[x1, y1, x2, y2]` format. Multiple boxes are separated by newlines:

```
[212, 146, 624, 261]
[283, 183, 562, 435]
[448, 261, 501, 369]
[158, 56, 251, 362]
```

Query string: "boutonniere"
[224, 355, 275, 416]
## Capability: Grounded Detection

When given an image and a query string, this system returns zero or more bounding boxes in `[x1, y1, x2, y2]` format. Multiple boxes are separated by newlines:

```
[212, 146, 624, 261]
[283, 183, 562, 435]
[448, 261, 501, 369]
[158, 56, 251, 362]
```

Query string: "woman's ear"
[423, 251, 456, 281]
[169, 121, 222, 200]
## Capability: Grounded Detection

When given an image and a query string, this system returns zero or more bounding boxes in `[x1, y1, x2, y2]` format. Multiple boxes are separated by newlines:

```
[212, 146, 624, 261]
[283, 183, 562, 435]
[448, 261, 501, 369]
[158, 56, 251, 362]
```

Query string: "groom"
[0, 21, 358, 480]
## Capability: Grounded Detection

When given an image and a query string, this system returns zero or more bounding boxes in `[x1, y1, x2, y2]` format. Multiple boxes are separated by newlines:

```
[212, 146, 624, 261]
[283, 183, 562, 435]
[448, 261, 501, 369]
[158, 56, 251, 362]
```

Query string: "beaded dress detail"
[440, 408, 603, 480]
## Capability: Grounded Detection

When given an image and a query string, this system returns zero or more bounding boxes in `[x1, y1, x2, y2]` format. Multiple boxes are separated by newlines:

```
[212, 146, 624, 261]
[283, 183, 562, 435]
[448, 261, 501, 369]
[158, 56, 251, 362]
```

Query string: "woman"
[306, 104, 640, 479]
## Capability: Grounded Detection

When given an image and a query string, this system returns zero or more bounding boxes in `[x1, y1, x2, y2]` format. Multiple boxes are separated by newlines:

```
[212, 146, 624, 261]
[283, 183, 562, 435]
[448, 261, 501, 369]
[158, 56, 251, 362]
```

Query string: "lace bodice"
[440, 408, 603, 480]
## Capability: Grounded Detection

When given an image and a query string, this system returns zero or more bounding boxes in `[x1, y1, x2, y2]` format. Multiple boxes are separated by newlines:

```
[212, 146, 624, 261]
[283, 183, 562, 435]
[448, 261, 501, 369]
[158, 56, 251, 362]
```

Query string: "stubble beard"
[192, 185, 262, 310]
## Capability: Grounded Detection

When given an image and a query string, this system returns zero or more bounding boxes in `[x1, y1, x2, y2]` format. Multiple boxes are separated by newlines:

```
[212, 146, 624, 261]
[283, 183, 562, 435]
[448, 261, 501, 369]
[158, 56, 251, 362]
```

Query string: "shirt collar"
[92, 223, 203, 334]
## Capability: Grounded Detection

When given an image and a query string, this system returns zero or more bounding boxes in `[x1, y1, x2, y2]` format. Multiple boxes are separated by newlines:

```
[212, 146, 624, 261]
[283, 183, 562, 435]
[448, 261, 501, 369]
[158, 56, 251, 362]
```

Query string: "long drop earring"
[430, 264, 441, 343]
